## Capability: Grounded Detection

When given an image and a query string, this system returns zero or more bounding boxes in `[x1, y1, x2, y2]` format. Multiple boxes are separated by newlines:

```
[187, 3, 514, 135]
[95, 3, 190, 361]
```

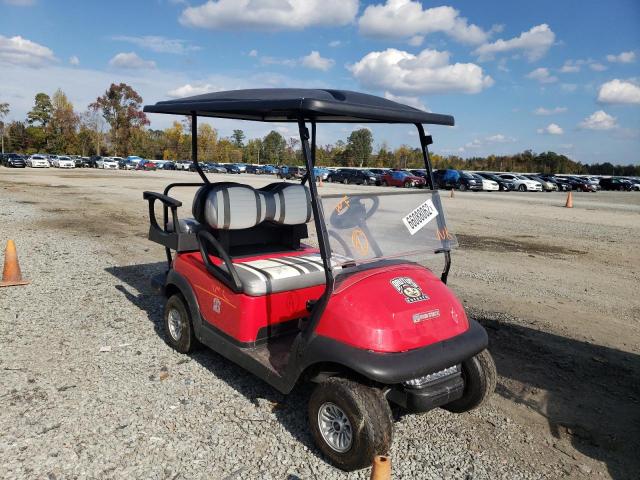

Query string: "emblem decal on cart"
[390, 277, 429, 303]
[412, 309, 440, 324]
[213, 297, 221, 314]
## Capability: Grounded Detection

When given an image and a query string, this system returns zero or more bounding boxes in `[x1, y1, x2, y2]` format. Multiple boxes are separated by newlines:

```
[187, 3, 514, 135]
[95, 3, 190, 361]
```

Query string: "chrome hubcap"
[167, 308, 183, 341]
[318, 402, 352, 453]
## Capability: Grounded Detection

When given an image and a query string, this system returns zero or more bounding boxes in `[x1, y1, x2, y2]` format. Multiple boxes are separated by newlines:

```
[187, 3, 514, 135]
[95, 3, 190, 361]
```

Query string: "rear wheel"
[444, 349, 496, 413]
[459, 184, 467, 191]
[163, 294, 199, 354]
[381, 180, 387, 187]
[342, 178, 348, 184]
[309, 378, 393, 471]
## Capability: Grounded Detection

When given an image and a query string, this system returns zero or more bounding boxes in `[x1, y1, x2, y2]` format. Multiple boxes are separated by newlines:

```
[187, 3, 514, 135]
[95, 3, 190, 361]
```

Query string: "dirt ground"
[1, 168, 639, 479]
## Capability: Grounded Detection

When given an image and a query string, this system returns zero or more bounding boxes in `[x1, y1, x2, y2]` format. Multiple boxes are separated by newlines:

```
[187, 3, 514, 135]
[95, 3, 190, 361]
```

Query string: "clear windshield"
[320, 190, 457, 268]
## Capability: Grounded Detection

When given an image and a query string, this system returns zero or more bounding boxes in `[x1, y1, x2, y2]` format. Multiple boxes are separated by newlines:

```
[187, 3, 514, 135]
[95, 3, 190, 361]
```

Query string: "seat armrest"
[143, 191, 182, 232]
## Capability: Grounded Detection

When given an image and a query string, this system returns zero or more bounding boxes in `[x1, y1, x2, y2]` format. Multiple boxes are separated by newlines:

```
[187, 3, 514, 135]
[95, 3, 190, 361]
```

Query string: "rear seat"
[191, 182, 331, 296]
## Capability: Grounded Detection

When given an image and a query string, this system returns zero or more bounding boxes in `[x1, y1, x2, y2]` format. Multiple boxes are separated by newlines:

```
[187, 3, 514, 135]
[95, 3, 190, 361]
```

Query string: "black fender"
[164, 270, 204, 339]
[299, 319, 488, 386]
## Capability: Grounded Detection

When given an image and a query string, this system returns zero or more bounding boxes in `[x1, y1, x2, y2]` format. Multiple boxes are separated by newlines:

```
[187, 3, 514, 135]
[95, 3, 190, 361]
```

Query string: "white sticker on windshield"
[402, 198, 439, 235]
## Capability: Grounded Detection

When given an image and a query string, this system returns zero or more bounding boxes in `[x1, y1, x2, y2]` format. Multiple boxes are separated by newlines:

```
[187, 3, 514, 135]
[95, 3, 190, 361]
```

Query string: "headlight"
[402, 365, 460, 388]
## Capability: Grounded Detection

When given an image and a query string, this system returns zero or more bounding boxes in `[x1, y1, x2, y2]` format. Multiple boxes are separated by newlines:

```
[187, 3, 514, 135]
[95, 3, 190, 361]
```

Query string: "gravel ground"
[1, 169, 639, 479]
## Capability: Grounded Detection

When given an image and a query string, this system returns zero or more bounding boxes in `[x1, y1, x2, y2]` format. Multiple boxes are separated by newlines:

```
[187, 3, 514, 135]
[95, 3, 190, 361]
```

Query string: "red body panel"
[316, 264, 469, 353]
[174, 247, 325, 343]
[382, 172, 426, 187]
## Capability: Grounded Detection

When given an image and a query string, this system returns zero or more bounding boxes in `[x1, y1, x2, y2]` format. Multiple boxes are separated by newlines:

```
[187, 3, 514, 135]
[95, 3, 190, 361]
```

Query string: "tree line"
[1, 83, 638, 176]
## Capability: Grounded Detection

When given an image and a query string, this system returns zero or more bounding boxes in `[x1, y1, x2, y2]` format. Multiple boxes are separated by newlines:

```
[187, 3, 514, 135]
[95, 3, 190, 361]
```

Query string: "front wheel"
[342, 178, 348, 184]
[443, 349, 496, 413]
[309, 378, 393, 471]
[163, 294, 199, 354]
[459, 184, 467, 191]
[381, 180, 387, 187]
[518, 184, 527, 192]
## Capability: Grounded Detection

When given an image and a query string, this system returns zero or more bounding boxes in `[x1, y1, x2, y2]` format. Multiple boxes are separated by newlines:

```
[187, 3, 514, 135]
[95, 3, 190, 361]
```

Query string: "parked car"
[369, 168, 392, 176]
[278, 165, 305, 179]
[476, 172, 513, 191]
[175, 160, 192, 171]
[565, 176, 597, 192]
[622, 177, 640, 191]
[381, 170, 426, 188]
[525, 175, 557, 192]
[48, 155, 59, 166]
[246, 164, 266, 174]
[26, 154, 50, 168]
[136, 160, 157, 171]
[474, 173, 498, 191]
[327, 168, 378, 185]
[73, 157, 84, 168]
[209, 163, 228, 173]
[313, 167, 331, 181]
[161, 161, 177, 170]
[118, 159, 136, 170]
[433, 169, 460, 190]
[100, 157, 120, 169]
[456, 171, 483, 191]
[262, 165, 278, 175]
[54, 155, 75, 168]
[1, 153, 26, 168]
[498, 174, 542, 192]
[599, 177, 634, 191]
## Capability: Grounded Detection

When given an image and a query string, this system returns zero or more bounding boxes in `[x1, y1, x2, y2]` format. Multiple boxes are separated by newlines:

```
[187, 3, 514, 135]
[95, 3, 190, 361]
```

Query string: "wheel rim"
[318, 402, 353, 453]
[167, 308, 183, 341]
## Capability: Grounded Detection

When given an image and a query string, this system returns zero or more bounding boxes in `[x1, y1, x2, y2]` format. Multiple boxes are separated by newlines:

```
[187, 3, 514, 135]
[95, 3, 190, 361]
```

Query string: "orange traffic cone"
[318, 175, 323, 188]
[0, 240, 29, 287]
[370, 455, 391, 480]
[565, 191, 573, 208]
[450, 189, 455, 198]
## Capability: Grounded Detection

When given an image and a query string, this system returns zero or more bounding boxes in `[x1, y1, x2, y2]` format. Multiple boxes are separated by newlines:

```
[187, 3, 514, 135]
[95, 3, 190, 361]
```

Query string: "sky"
[1, 0, 639, 164]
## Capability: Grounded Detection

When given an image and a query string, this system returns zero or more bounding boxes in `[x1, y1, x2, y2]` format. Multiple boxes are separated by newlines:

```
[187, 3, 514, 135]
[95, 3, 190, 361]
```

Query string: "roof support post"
[297, 119, 333, 286]
[416, 123, 435, 191]
[191, 112, 209, 184]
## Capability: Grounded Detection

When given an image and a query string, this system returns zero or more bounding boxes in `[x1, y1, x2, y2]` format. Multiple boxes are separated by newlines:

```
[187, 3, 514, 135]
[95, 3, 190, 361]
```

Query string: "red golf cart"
[143, 89, 495, 471]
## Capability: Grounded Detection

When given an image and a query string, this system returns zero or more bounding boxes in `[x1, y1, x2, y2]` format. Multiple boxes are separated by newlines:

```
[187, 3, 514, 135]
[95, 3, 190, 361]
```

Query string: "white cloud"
[358, 1, 488, 45]
[260, 56, 297, 68]
[3, 0, 35, 5]
[560, 60, 580, 73]
[180, 0, 358, 30]
[537, 123, 563, 135]
[534, 106, 567, 115]
[606, 51, 636, 64]
[579, 110, 617, 130]
[462, 133, 515, 151]
[597, 79, 640, 105]
[474, 24, 555, 62]
[383, 91, 426, 110]
[561, 83, 578, 92]
[350, 48, 493, 95]
[248, 49, 258, 57]
[526, 67, 557, 84]
[69, 55, 80, 66]
[301, 51, 334, 71]
[112, 35, 200, 55]
[108, 52, 156, 70]
[589, 62, 607, 72]
[485, 133, 514, 143]
[0, 35, 56, 67]
[328, 40, 341, 48]
[167, 83, 217, 98]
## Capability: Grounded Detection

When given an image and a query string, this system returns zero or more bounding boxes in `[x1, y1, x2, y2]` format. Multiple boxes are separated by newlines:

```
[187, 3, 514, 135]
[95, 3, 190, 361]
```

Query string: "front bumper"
[387, 370, 464, 412]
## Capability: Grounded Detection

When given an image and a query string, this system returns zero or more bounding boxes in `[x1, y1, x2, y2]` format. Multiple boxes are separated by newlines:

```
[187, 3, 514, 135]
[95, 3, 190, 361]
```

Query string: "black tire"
[163, 294, 199, 354]
[518, 184, 527, 192]
[443, 349, 496, 413]
[308, 378, 393, 471]
[342, 178, 348, 184]
[459, 184, 467, 191]
[381, 180, 387, 187]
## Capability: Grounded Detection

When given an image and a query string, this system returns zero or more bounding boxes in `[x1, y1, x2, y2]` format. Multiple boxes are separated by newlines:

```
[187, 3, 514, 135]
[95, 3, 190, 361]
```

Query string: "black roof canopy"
[143, 88, 454, 125]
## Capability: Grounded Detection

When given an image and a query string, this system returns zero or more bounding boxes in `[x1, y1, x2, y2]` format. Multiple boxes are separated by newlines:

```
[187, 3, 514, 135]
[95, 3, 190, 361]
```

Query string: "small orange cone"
[450, 189, 455, 198]
[0, 240, 29, 287]
[318, 175, 323, 188]
[370, 455, 391, 480]
[565, 191, 573, 208]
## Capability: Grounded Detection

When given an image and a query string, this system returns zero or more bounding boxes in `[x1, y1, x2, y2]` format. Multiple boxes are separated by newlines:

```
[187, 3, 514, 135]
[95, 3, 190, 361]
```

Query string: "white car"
[27, 154, 50, 168]
[55, 155, 75, 168]
[475, 174, 499, 191]
[499, 174, 542, 192]
[102, 157, 120, 170]
[176, 161, 192, 171]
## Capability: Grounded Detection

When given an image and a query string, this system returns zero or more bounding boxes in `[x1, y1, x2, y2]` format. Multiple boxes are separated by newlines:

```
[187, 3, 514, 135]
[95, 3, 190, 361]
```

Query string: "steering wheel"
[329, 195, 379, 229]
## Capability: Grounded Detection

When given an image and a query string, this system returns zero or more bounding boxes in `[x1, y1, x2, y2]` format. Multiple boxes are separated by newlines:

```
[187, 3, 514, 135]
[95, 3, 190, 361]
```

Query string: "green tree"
[346, 128, 373, 167]
[198, 123, 218, 161]
[231, 129, 245, 148]
[27, 93, 53, 127]
[49, 89, 79, 153]
[244, 138, 262, 164]
[262, 130, 286, 164]
[0, 102, 9, 154]
[90, 83, 149, 156]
